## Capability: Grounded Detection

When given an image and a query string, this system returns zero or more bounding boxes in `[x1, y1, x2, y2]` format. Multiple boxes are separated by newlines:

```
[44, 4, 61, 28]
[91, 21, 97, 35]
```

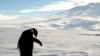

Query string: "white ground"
[0, 28, 100, 56]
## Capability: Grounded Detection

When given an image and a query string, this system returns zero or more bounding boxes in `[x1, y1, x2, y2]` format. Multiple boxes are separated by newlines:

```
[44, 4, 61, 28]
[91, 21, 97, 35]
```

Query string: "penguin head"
[30, 28, 38, 38]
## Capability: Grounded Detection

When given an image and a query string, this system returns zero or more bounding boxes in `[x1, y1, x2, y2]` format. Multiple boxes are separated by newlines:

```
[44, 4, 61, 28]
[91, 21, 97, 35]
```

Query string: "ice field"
[0, 28, 100, 56]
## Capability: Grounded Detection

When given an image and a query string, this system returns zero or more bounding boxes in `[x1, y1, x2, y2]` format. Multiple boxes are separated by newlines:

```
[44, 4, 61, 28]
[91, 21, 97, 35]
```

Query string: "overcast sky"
[0, 0, 100, 20]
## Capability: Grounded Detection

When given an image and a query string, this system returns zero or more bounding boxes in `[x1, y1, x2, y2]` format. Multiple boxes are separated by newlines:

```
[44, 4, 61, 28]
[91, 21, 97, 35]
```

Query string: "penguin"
[17, 28, 42, 56]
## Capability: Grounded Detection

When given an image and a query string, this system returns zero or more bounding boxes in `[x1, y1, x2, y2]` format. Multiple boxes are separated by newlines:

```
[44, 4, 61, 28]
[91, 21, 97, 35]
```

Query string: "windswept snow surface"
[0, 28, 100, 56]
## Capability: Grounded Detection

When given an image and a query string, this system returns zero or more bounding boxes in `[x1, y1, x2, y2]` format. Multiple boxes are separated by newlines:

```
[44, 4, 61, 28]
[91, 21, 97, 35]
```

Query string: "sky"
[0, 0, 100, 20]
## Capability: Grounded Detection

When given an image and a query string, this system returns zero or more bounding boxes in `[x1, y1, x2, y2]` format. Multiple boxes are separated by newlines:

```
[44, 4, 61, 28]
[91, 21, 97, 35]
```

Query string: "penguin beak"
[31, 29, 37, 38]
[33, 32, 37, 38]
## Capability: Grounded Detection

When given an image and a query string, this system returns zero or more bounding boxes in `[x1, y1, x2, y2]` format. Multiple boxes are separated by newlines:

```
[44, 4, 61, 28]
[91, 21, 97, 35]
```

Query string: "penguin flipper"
[33, 38, 43, 46]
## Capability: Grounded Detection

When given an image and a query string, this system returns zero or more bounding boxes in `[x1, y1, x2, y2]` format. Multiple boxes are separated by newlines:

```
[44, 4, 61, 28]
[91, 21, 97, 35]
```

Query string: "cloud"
[71, 0, 100, 5]
[20, 9, 35, 13]
[20, 1, 76, 13]
[20, 0, 100, 13]
[38, 1, 75, 11]
[0, 14, 19, 20]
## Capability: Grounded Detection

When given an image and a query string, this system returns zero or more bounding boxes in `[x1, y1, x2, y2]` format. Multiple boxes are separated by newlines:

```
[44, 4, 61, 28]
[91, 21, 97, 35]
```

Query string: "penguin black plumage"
[17, 28, 42, 56]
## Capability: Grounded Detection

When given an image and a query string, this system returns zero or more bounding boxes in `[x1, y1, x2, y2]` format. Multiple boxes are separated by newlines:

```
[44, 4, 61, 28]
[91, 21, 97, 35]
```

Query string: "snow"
[0, 28, 100, 56]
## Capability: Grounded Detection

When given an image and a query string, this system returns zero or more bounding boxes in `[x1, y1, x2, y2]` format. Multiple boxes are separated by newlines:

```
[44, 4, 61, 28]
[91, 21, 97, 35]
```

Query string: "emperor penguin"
[17, 28, 42, 56]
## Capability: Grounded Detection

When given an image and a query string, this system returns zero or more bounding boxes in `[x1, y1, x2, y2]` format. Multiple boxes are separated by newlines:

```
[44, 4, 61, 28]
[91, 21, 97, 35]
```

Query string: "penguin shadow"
[17, 28, 43, 56]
